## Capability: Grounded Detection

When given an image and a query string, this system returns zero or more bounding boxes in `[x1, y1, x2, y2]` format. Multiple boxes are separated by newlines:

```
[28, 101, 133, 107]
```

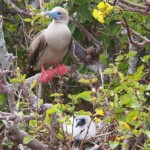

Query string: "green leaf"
[30, 80, 37, 90]
[79, 78, 90, 84]
[29, 120, 38, 127]
[10, 78, 21, 83]
[109, 141, 119, 149]
[145, 131, 150, 138]
[118, 72, 125, 82]
[44, 106, 56, 125]
[24, 18, 32, 23]
[23, 135, 34, 144]
[126, 51, 137, 58]
[33, 15, 42, 22]
[79, 3, 92, 23]
[115, 55, 124, 61]
[75, 110, 91, 116]
[50, 93, 63, 97]
[69, 24, 76, 33]
[141, 55, 150, 63]
[99, 53, 108, 64]
[103, 68, 114, 74]
[77, 91, 92, 102]
[126, 110, 138, 125]
[147, 114, 150, 125]
[57, 133, 63, 140]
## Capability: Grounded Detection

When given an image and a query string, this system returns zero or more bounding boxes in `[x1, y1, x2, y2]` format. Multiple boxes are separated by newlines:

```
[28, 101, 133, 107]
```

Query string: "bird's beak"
[44, 11, 61, 20]
[75, 119, 86, 128]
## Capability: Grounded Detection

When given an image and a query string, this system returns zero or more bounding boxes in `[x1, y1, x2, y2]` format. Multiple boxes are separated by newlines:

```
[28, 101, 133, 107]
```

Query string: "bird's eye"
[57, 12, 61, 15]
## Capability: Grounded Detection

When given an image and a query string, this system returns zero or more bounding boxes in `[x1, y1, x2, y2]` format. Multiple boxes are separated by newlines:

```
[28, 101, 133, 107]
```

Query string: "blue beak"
[44, 11, 61, 20]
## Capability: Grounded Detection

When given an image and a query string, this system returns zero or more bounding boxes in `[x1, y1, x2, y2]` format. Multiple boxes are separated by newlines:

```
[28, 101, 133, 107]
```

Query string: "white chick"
[63, 115, 97, 140]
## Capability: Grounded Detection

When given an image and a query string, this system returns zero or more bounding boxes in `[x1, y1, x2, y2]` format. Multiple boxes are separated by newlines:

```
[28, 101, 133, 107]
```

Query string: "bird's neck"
[52, 18, 68, 25]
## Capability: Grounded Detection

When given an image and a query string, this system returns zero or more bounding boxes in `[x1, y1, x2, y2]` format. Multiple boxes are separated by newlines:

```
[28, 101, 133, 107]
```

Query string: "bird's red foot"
[53, 64, 69, 76]
[40, 66, 53, 83]
[40, 64, 69, 83]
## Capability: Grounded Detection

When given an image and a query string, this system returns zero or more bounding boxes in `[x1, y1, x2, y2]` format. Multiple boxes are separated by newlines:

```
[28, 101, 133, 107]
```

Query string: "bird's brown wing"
[28, 30, 47, 68]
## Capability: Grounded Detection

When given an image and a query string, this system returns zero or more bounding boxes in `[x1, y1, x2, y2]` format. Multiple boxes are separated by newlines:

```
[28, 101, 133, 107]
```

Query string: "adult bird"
[63, 115, 97, 140]
[28, 6, 72, 83]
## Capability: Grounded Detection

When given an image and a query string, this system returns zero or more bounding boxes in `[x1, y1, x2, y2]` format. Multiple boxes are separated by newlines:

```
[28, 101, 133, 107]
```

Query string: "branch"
[3, 0, 31, 17]
[117, 18, 150, 46]
[0, 70, 18, 113]
[71, 19, 101, 47]
[112, 0, 150, 15]
[121, 0, 147, 10]
[6, 124, 49, 150]
[0, 16, 16, 70]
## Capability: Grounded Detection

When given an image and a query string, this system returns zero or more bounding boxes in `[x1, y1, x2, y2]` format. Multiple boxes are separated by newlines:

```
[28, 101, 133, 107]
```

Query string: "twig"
[98, 65, 104, 89]
[95, 131, 114, 138]
[3, 0, 31, 17]
[71, 19, 101, 46]
[89, 144, 101, 150]
[113, 0, 150, 15]
[79, 118, 93, 150]
[17, 13, 29, 50]
[120, 17, 150, 46]
[0, 71, 18, 113]
[39, 134, 56, 150]
[6, 124, 49, 150]
[121, 0, 147, 10]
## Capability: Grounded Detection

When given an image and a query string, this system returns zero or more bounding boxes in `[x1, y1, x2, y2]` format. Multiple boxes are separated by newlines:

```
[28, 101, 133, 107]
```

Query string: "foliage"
[0, 0, 150, 149]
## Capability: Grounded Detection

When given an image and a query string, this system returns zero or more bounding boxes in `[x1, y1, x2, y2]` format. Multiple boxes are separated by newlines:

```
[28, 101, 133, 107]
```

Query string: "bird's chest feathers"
[45, 23, 71, 50]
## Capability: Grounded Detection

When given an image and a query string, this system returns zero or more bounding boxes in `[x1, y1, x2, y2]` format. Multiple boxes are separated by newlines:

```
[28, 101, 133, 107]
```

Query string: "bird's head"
[44, 6, 69, 24]
[75, 116, 91, 128]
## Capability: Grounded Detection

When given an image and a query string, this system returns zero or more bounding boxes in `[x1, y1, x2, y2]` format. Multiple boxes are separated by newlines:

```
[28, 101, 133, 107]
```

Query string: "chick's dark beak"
[75, 119, 86, 127]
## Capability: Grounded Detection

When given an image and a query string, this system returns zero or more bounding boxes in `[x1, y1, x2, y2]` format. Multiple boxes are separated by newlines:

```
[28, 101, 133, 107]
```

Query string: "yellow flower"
[132, 115, 137, 121]
[115, 136, 121, 141]
[124, 123, 131, 130]
[94, 117, 101, 123]
[119, 121, 131, 130]
[98, 16, 105, 23]
[105, 3, 114, 11]
[93, 9, 99, 19]
[93, 9, 105, 23]
[116, 136, 125, 141]
[105, 4, 114, 15]
[97, 2, 105, 10]
[95, 108, 105, 116]
[93, 2, 113, 24]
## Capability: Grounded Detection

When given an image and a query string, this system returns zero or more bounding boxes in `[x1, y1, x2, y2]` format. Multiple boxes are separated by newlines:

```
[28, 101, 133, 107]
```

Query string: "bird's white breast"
[44, 22, 71, 51]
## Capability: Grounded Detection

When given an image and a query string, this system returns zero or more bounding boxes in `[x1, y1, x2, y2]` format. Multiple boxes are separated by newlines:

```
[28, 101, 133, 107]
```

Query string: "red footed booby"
[28, 7, 72, 83]
[63, 115, 97, 140]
